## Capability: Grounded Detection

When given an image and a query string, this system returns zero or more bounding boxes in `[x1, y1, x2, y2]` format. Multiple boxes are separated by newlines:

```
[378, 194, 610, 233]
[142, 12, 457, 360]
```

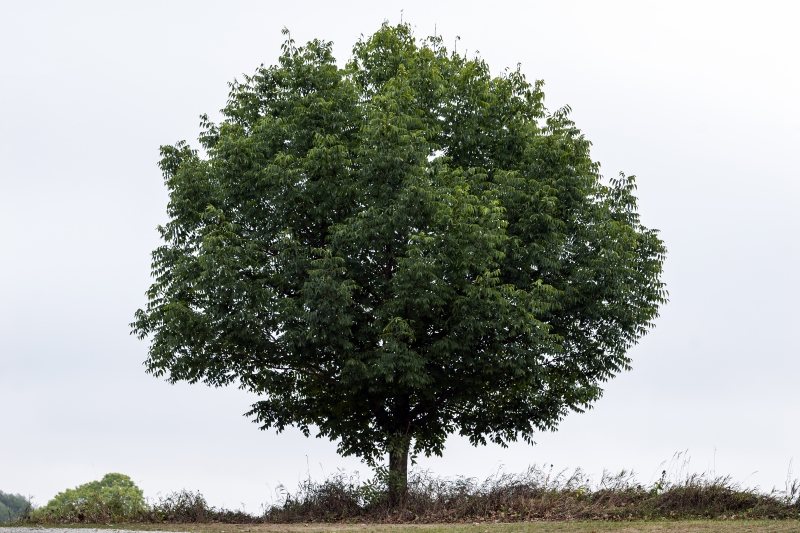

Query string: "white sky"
[1, 0, 798, 511]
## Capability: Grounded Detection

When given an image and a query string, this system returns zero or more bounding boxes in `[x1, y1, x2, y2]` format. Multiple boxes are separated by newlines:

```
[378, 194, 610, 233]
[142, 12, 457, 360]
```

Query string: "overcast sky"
[1, 0, 798, 511]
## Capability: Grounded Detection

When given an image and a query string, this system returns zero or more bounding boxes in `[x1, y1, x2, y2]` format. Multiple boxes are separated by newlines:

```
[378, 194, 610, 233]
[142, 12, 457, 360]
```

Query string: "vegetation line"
[13, 464, 800, 525]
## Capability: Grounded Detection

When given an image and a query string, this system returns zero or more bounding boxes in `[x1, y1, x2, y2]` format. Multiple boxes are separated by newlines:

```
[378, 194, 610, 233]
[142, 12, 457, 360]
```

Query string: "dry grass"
[5, 520, 800, 533]
[19, 461, 800, 526]
[260, 465, 800, 523]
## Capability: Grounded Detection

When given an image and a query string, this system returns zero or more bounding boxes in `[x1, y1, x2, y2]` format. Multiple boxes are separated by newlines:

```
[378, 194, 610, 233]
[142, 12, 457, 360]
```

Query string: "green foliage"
[0, 490, 30, 523]
[33, 473, 145, 523]
[133, 22, 666, 482]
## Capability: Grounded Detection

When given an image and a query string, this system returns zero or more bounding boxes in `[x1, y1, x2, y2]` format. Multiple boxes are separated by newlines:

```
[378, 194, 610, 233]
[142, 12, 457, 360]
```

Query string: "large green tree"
[133, 23, 666, 503]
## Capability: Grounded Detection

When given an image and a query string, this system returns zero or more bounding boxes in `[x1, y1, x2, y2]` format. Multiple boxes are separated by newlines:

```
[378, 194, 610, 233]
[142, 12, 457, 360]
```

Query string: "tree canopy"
[133, 23, 666, 500]
[0, 491, 29, 523]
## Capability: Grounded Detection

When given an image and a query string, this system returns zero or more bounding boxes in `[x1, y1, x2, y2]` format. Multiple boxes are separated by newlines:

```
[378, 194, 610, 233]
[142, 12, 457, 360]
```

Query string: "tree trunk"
[387, 436, 410, 508]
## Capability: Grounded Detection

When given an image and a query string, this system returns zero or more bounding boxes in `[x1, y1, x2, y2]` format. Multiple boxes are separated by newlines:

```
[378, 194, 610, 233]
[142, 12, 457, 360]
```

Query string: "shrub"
[32, 472, 145, 523]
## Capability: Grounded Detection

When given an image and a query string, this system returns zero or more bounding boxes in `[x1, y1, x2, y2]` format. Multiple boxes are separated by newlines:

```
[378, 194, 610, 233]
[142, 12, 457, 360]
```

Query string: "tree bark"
[387, 436, 411, 508]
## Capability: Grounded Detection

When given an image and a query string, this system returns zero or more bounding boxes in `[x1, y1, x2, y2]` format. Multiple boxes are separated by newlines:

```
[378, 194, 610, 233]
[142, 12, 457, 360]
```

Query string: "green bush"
[33, 473, 145, 523]
[0, 490, 31, 523]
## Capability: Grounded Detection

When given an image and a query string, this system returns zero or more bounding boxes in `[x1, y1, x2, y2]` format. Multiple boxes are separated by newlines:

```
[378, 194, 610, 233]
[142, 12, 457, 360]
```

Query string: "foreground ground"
[3, 522, 800, 533]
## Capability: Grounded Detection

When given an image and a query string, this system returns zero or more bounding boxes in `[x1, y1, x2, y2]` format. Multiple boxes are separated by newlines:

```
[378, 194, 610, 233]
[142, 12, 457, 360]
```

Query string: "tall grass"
[264, 464, 800, 523]
[23, 462, 800, 524]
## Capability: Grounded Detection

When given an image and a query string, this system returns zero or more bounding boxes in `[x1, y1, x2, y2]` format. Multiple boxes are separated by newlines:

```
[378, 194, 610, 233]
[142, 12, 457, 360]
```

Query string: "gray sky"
[2, 0, 798, 511]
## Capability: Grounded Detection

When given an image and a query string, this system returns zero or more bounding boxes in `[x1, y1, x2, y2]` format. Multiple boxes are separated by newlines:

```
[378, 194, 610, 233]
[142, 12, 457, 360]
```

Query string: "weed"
[20, 463, 800, 525]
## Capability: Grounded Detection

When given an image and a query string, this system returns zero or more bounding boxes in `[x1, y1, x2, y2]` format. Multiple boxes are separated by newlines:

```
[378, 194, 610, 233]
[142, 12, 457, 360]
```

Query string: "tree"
[0, 491, 30, 523]
[133, 23, 666, 504]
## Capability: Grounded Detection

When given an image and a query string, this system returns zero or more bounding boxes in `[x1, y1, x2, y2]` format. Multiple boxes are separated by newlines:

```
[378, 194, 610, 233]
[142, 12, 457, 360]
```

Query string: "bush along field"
[17, 465, 800, 525]
[28, 473, 146, 523]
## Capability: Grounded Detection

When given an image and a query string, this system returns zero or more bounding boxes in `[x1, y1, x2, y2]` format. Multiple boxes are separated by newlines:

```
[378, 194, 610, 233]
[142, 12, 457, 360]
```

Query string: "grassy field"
[5, 522, 800, 533]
